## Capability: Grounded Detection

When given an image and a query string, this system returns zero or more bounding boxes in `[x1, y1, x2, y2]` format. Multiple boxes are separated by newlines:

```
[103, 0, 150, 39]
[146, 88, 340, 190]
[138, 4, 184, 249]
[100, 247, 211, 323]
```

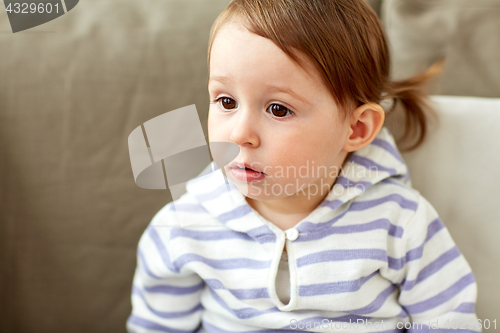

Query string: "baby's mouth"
[229, 162, 265, 174]
[228, 162, 267, 182]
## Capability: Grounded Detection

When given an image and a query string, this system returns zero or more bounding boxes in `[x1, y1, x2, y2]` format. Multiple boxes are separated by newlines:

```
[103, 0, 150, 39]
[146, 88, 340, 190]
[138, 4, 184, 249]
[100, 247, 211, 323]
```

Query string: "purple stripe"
[297, 249, 387, 267]
[298, 218, 404, 242]
[218, 205, 253, 223]
[170, 228, 254, 242]
[453, 302, 476, 314]
[420, 218, 444, 243]
[335, 176, 372, 189]
[144, 280, 205, 295]
[348, 284, 398, 315]
[319, 198, 345, 210]
[299, 271, 378, 296]
[388, 218, 445, 270]
[149, 226, 270, 272]
[174, 253, 271, 270]
[297, 209, 349, 233]
[387, 223, 405, 238]
[372, 138, 404, 162]
[401, 247, 461, 291]
[127, 315, 192, 333]
[349, 155, 398, 176]
[246, 225, 276, 243]
[208, 287, 279, 319]
[349, 194, 417, 212]
[148, 227, 177, 273]
[137, 249, 162, 280]
[304, 194, 415, 238]
[132, 286, 203, 318]
[404, 273, 476, 315]
[231, 288, 269, 300]
[296, 219, 404, 242]
[205, 278, 269, 299]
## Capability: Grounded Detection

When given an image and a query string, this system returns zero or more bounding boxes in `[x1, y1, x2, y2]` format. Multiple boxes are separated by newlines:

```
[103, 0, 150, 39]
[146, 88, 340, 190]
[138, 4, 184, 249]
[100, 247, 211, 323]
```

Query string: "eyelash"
[212, 97, 294, 119]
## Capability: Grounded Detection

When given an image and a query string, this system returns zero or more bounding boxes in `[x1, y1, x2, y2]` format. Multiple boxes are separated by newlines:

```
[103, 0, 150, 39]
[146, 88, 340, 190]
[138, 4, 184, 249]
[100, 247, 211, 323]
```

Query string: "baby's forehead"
[210, 41, 318, 83]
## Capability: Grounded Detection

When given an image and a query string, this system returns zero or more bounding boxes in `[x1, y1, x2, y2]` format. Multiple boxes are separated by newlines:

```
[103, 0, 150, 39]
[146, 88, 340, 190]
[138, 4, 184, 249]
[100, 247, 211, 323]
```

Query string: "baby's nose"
[229, 109, 260, 148]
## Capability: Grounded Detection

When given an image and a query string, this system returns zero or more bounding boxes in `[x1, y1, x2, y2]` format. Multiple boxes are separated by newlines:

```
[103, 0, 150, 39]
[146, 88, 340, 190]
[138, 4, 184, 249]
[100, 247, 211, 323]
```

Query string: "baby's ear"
[342, 103, 385, 152]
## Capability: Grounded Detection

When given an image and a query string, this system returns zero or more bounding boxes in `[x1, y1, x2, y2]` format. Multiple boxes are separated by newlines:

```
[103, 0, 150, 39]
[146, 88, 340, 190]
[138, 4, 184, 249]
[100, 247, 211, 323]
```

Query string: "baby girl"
[127, 0, 479, 332]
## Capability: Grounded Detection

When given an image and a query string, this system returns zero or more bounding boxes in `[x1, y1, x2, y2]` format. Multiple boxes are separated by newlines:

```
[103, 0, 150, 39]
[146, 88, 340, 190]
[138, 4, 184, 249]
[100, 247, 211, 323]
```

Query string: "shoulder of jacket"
[400, 190, 443, 240]
[358, 179, 422, 220]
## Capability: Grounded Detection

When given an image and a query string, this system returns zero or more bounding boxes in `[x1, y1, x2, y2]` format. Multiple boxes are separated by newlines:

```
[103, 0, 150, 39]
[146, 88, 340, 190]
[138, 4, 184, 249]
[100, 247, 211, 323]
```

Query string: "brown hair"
[208, 0, 443, 151]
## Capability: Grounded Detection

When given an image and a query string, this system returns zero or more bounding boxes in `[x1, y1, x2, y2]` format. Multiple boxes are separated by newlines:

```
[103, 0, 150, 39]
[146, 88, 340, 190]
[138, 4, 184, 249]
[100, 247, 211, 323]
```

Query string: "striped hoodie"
[127, 127, 479, 333]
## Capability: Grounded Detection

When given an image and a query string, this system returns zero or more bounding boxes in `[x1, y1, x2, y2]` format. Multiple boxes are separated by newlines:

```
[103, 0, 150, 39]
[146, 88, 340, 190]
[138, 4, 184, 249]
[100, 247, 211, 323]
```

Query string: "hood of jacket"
[181, 126, 410, 243]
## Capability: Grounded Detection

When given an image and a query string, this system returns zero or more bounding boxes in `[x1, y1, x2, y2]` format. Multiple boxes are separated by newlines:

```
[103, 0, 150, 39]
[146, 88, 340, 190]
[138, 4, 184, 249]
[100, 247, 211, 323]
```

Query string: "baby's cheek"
[207, 114, 225, 141]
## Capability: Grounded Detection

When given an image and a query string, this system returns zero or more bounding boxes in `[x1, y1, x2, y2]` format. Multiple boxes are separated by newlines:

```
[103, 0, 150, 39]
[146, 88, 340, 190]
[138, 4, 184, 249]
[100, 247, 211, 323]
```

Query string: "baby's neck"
[245, 155, 349, 231]
[245, 192, 326, 231]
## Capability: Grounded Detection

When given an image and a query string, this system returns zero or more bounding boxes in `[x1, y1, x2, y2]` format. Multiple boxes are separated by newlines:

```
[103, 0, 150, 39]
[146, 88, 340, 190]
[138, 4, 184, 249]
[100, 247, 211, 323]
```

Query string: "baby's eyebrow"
[264, 85, 310, 106]
[209, 76, 310, 106]
[209, 76, 232, 84]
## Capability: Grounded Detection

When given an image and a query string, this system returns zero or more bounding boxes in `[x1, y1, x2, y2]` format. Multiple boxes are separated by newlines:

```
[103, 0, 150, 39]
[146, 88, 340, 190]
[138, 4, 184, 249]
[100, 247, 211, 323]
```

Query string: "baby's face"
[208, 21, 351, 202]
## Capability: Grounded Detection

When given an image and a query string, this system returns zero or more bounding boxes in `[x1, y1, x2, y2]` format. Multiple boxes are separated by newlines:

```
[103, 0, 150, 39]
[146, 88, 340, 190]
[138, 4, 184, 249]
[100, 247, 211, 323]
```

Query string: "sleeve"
[396, 194, 481, 332]
[126, 223, 205, 333]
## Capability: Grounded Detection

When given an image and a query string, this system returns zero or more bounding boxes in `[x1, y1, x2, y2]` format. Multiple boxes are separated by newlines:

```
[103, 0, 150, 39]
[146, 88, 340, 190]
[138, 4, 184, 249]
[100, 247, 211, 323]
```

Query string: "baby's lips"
[229, 161, 266, 174]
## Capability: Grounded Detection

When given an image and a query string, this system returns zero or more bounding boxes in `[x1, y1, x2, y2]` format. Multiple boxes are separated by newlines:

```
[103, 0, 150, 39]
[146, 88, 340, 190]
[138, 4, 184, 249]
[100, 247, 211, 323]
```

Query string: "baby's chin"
[243, 190, 287, 202]
[231, 180, 308, 202]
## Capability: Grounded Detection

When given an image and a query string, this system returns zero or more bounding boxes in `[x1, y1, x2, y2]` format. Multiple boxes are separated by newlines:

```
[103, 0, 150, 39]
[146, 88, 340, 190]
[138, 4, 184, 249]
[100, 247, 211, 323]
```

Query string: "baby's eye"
[267, 104, 293, 118]
[216, 97, 238, 110]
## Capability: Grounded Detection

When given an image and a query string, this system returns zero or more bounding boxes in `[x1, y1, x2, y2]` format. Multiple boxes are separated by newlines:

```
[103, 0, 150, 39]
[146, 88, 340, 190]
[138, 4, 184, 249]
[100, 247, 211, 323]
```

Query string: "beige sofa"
[0, 1, 498, 332]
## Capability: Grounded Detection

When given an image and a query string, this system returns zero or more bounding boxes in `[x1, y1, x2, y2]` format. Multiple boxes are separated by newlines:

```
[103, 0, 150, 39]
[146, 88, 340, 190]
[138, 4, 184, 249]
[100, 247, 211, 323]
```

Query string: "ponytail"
[384, 57, 445, 152]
